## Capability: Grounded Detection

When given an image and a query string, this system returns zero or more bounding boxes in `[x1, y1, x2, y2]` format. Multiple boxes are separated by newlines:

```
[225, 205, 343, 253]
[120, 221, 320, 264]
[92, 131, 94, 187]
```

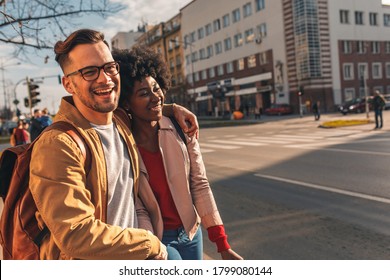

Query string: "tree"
[0, 0, 123, 58]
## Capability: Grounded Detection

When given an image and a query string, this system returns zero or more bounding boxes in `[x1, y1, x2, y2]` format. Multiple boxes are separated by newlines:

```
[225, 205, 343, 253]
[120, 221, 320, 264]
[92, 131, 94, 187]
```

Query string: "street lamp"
[170, 39, 195, 110]
[0, 60, 21, 119]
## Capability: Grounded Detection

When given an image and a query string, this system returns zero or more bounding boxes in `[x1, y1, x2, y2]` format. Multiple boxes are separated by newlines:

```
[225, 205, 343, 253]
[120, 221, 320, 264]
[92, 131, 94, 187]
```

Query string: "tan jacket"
[29, 96, 162, 259]
[136, 116, 223, 240]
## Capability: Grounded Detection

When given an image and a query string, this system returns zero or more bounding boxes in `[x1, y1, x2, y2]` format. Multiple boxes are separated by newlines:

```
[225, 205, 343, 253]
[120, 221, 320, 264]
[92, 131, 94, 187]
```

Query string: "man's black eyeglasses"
[66, 61, 120, 81]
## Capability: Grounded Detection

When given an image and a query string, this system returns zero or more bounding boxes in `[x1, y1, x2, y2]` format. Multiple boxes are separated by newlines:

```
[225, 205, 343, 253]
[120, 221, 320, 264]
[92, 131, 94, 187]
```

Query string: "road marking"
[254, 173, 390, 204]
[199, 148, 214, 153]
[209, 139, 267, 146]
[199, 143, 240, 149]
[285, 144, 390, 156]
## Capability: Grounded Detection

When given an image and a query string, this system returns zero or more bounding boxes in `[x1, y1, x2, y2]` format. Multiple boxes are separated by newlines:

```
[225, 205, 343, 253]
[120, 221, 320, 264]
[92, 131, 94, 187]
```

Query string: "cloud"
[103, 0, 192, 39]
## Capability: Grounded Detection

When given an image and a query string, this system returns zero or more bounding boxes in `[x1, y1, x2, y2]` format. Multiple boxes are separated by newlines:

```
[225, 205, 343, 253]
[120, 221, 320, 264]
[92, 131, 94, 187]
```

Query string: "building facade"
[111, 0, 390, 116]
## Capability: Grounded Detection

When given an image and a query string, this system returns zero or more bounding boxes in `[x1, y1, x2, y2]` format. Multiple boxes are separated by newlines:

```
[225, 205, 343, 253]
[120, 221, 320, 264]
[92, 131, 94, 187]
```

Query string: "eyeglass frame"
[65, 61, 120, 81]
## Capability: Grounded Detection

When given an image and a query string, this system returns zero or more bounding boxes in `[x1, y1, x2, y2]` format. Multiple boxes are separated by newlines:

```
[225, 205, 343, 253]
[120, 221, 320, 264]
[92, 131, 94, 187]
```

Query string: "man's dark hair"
[54, 29, 110, 71]
[112, 45, 171, 106]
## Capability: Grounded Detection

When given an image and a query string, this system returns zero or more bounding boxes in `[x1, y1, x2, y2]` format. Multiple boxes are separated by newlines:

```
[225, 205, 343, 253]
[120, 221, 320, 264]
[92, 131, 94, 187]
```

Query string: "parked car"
[338, 97, 372, 115]
[0, 120, 17, 136]
[264, 104, 293, 115]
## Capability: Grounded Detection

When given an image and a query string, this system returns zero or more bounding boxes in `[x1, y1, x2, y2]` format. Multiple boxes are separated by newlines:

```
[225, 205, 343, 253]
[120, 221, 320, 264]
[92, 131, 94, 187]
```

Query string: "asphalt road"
[200, 113, 390, 259]
[1, 112, 390, 260]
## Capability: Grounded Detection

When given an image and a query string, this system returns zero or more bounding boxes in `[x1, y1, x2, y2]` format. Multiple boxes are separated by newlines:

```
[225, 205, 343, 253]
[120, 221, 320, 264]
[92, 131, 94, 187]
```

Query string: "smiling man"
[28, 29, 197, 260]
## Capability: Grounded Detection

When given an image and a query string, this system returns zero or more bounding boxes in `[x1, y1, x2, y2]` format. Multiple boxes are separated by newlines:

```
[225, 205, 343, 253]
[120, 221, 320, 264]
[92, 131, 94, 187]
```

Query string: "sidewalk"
[198, 110, 390, 130]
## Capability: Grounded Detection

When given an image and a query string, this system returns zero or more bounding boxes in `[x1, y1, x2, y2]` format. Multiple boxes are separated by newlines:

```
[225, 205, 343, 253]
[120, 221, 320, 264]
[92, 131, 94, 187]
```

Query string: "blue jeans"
[375, 108, 383, 128]
[162, 226, 203, 260]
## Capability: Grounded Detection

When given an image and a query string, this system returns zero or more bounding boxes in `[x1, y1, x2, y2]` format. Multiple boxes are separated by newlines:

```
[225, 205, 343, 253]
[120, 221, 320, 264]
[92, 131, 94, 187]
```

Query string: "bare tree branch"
[0, 0, 124, 57]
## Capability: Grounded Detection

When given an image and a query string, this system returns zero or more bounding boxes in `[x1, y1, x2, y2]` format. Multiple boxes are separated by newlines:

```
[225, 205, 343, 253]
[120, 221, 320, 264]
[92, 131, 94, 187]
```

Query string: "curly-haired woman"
[112, 46, 243, 260]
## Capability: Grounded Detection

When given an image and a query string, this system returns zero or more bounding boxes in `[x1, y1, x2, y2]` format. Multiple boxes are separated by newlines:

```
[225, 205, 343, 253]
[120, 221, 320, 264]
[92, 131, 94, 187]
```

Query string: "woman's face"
[127, 76, 164, 123]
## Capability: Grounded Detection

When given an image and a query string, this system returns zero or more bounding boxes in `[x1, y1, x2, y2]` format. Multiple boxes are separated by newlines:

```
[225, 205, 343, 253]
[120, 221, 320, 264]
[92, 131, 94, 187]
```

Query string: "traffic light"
[28, 79, 41, 108]
[298, 85, 304, 96]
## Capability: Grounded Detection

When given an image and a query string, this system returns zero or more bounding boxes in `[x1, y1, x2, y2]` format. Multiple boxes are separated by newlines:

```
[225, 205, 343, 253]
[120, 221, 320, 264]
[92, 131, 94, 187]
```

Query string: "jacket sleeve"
[186, 135, 224, 229]
[29, 129, 161, 260]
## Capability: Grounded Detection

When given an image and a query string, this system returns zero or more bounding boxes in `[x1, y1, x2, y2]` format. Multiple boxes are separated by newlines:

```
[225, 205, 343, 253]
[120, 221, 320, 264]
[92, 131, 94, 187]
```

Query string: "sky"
[0, 0, 192, 116]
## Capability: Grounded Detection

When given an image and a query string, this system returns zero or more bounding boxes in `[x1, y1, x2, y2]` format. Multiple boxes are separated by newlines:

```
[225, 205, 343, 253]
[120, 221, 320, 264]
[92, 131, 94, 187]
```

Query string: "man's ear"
[62, 76, 75, 94]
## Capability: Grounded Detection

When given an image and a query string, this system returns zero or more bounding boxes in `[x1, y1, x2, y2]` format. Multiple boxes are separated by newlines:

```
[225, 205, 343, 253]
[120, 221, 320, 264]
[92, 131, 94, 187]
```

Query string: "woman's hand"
[220, 248, 244, 260]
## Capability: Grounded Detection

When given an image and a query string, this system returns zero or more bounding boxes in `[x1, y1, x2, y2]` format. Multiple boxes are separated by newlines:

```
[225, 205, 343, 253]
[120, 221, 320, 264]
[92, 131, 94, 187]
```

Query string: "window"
[190, 31, 196, 43]
[185, 54, 191, 66]
[226, 62, 234, 73]
[369, 12, 378, 26]
[187, 73, 193, 84]
[372, 63, 382, 79]
[247, 55, 256, 68]
[344, 88, 355, 101]
[217, 65, 224, 76]
[237, 58, 245, 70]
[355, 11, 364, 25]
[358, 63, 368, 80]
[386, 63, 390, 78]
[199, 48, 207, 60]
[386, 41, 390, 53]
[205, 23, 212, 36]
[207, 45, 213, 58]
[232, 8, 240, 23]
[209, 67, 215, 78]
[342, 41, 352, 54]
[215, 41, 223, 54]
[343, 63, 354, 80]
[245, 29, 255, 43]
[384, 14, 390, 26]
[224, 37, 232, 51]
[194, 72, 200, 82]
[243, 2, 252, 18]
[255, 0, 265, 11]
[259, 52, 267, 65]
[169, 59, 174, 69]
[356, 41, 366, 54]
[234, 33, 243, 47]
[201, 70, 207, 80]
[213, 19, 221, 32]
[198, 27, 205, 40]
[257, 23, 267, 38]
[191, 51, 198, 62]
[223, 14, 230, 27]
[340, 10, 349, 24]
[175, 55, 181, 66]
[372, 41, 380, 54]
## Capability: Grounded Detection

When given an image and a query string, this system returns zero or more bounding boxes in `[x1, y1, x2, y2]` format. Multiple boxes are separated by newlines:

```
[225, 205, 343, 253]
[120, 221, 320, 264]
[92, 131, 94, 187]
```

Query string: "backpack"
[0, 121, 90, 260]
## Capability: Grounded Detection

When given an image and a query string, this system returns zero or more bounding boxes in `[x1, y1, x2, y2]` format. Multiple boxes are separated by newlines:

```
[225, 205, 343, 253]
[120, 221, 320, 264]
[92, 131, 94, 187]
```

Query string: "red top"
[138, 145, 230, 252]
[138, 146, 182, 229]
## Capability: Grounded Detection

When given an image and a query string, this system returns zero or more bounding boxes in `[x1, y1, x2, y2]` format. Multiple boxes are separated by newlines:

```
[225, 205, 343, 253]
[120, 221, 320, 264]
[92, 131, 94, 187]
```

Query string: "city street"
[1, 112, 390, 260]
[200, 112, 390, 259]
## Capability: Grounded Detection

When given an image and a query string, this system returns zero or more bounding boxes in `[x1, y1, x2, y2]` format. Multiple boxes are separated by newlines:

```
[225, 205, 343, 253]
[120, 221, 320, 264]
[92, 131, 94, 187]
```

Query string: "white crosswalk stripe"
[208, 139, 267, 146]
[198, 128, 375, 153]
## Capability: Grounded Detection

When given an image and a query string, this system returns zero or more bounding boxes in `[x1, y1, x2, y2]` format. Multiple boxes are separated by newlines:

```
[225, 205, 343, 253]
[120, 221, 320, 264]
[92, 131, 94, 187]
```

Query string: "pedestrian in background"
[39, 108, 53, 127]
[13, 119, 30, 145]
[312, 101, 320, 121]
[29, 108, 43, 141]
[113, 46, 243, 260]
[373, 90, 386, 129]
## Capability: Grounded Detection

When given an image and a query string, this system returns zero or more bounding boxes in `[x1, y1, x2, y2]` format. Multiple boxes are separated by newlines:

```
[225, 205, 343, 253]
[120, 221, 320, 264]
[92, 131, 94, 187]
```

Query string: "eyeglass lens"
[81, 62, 119, 81]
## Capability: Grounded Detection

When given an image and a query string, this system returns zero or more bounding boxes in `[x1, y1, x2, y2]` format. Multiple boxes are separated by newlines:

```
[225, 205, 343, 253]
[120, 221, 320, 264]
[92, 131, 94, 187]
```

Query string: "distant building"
[111, 29, 144, 50]
[112, 0, 390, 117]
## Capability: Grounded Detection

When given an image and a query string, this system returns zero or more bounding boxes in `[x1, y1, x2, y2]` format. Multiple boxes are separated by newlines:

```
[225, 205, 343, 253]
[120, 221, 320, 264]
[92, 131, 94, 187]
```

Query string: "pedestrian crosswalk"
[199, 129, 384, 153]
